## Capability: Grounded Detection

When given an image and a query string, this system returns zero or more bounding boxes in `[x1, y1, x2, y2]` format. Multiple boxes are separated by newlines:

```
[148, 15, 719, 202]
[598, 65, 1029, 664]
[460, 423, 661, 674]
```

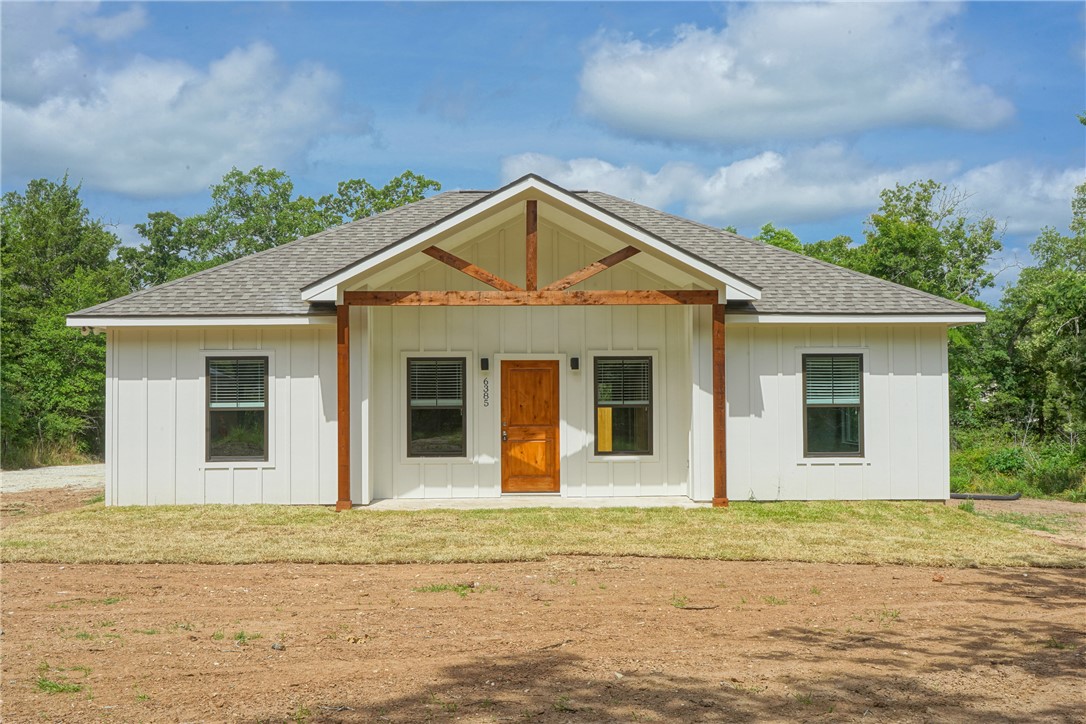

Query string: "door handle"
[501, 430, 508, 442]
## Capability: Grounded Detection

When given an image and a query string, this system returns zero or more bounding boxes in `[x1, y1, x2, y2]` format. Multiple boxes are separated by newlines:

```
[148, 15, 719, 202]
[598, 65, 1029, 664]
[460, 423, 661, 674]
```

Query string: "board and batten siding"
[723, 323, 950, 501]
[358, 214, 696, 501]
[103, 208, 953, 505]
[105, 326, 337, 506]
[365, 305, 693, 500]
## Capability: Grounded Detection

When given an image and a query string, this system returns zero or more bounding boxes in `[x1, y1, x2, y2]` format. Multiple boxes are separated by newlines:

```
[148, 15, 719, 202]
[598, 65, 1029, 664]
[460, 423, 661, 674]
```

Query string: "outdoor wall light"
[480, 357, 489, 371]
[570, 357, 580, 370]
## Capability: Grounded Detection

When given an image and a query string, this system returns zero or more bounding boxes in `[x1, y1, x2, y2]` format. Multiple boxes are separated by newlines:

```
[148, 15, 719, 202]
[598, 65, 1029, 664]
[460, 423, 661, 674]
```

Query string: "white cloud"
[1, 2, 147, 104]
[956, 161, 1081, 235]
[579, 3, 1015, 143]
[2, 6, 351, 196]
[77, 4, 148, 42]
[503, 145, 952, 227]
[502, 149, 1081, 234]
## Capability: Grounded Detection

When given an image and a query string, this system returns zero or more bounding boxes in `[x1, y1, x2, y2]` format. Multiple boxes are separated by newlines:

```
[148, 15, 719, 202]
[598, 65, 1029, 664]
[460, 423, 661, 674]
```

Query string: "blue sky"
[2, 1, 1083, 302]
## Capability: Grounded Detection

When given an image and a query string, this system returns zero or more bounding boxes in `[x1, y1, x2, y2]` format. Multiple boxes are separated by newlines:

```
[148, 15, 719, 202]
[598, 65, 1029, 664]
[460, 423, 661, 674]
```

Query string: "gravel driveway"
[0, 464, 105, 493]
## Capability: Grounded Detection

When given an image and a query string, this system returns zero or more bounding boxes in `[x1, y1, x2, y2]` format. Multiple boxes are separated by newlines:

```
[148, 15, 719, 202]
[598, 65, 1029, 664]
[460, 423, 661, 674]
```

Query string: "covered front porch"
[320, 183, 754, 510]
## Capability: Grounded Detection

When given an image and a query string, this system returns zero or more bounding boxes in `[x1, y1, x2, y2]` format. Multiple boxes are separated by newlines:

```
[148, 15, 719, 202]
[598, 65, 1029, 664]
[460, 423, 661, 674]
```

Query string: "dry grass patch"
[1, 501, 1083, 567]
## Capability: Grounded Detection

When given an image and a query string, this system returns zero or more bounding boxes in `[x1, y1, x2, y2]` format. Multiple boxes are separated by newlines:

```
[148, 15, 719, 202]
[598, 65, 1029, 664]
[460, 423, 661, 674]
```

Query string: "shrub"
[1025, 443, 1086, 496]
[985, 447, 1027, 474]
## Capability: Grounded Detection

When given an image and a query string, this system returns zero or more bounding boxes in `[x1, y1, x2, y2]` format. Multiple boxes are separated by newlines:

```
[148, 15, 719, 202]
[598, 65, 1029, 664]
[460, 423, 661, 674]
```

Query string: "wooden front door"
[501, 360, 560, 493]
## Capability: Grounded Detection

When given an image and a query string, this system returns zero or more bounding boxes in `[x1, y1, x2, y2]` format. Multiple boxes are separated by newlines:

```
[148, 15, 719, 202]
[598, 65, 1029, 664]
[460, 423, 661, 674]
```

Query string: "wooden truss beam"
[422, 246, 522, 292]
[525, 200, 538, 291]
[343, 290, 717, 307]
[542, 246, 641, 292]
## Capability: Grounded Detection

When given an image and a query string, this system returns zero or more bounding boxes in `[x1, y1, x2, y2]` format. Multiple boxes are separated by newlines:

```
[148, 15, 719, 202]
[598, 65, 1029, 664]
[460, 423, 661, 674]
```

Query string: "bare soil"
[1, 557, 1083, 723]
[0, 487, 103, 527]
[3, 487, 1084, 721]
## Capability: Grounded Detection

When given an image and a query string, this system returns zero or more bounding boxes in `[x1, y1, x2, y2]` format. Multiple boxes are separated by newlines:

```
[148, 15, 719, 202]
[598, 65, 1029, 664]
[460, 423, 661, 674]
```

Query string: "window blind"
[208, 358, 266, 409]
[408, 359, 465, 407]
[805, 356, 861, 405]
[596, 358, 651, 405]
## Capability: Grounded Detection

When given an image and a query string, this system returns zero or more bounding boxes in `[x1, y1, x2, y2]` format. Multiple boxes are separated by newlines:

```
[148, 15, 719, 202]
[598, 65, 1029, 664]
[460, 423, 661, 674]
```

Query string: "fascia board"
[725, 313, 986, 325]
[66, 315, 335, 328]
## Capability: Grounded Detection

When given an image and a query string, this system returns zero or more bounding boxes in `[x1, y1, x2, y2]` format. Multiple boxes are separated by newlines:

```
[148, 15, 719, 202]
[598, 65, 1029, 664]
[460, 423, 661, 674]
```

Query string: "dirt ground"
[2, 487, 1084, 722]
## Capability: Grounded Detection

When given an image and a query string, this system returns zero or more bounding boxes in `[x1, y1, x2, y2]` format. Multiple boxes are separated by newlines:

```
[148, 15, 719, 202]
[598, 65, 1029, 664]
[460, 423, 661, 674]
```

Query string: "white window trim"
[795, 347, 869, 465]
[399, 351, 475, 465]
[198, 349, 277, 470]
[587, 350, 661, 464]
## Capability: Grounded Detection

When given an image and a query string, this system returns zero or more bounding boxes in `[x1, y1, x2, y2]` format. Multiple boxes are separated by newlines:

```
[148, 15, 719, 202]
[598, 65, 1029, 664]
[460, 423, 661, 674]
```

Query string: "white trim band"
[66, 315, 336, 328]
[726, 313, 986, 325]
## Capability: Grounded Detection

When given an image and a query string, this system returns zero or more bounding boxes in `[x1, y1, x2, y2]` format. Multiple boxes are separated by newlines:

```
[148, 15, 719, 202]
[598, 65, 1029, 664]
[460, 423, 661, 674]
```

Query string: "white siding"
[725, 324, 951, 501]
[366, 304, 692, 500]
[364, 217, 694, 500]
[104, 210, 953, 505]
[108, 326, 337, 505]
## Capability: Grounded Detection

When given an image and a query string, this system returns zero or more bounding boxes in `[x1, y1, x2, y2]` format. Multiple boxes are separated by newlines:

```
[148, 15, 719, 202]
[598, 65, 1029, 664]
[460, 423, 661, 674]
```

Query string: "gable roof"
[70, 176, 982, 322]
[300, 174, 762, 302]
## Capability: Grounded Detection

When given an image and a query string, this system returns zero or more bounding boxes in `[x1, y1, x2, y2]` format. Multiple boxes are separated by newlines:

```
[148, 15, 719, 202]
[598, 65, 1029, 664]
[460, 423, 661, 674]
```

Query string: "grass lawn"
[2, 500, 1083, 567]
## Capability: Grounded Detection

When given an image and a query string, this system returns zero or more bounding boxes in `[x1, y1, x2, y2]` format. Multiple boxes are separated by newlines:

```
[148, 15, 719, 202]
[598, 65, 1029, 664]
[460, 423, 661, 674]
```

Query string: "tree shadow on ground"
[266, 632, 1080, 723]
[261, 567, 1085, 723]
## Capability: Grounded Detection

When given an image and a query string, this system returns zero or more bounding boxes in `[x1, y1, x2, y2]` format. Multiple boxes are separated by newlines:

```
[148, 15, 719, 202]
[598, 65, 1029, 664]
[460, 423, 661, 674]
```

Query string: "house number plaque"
[482, 378, 490, 407]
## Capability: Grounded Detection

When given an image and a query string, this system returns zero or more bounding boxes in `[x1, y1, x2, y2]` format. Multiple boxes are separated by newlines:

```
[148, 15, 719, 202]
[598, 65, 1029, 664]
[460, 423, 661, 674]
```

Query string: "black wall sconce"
[480, 357, 489, 371]
[570, 357, 580, 370]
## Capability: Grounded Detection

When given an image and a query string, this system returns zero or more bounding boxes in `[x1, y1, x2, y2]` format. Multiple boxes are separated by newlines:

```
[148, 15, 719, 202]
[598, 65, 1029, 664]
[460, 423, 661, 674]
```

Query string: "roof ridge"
[579, 191, 977, 313]
[80, 192, 462, 315]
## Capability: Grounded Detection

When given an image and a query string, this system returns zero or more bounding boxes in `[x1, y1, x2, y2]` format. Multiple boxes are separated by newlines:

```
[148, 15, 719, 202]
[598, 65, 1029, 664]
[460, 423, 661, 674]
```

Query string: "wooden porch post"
[712, 302, 728, 507]
[336, 304, 352, 511]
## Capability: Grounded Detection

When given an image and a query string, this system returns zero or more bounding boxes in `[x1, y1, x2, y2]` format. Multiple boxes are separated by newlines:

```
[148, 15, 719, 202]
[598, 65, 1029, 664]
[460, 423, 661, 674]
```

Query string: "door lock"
[501, 430, 508, 442]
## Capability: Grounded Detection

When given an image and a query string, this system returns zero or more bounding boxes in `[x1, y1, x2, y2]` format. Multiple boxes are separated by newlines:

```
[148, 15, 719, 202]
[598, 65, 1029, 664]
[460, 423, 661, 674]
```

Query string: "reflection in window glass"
[595, 357, 652, 455]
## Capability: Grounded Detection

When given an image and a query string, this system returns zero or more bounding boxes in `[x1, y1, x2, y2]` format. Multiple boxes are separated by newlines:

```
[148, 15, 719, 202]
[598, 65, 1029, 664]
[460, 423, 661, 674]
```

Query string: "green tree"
[120, 168, 441, 289]
[803, 234, 857, 267]
[116, 211, 208, 289]
[754, 223, 803, 253]
[988, 182, 1086, 439]
[317, 170, 441, 223]
[1, 176, 127, 464]
[860, 180, 1002, 301]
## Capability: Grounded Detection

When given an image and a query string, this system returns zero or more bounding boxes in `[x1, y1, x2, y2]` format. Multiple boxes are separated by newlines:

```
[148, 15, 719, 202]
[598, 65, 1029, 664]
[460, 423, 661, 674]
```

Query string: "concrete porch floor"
[363, 496, 708, 510]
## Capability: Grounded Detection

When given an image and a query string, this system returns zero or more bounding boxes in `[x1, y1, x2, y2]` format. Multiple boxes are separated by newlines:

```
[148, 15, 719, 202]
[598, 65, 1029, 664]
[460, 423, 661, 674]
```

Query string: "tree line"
[1, 167, 1083, 496]
[1, 168, 439, 467]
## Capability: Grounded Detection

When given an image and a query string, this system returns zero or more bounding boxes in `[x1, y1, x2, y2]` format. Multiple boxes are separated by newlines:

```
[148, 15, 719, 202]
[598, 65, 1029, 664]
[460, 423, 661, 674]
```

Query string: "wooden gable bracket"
[422, 201, 640, 295]
[422, 246, 522, 292]
[525, 199, 538, 291]
[543, 246, 641, 292]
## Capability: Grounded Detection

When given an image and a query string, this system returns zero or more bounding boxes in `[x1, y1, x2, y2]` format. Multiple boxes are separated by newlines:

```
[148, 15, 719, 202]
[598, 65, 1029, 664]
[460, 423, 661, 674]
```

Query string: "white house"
[68, 175, 984, 508]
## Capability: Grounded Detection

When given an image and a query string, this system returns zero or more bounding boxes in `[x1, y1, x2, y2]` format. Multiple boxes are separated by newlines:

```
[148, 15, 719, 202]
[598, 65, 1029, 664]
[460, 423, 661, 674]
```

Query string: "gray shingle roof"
[72, 184, 980, 319]
[580, 192, 978, 316]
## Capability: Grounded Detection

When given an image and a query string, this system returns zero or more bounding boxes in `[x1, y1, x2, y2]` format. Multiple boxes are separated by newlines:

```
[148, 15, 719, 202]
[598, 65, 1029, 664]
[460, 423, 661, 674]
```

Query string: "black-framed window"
[207, 357, 268, 462]
[803, 354, 863, 457]
[407, 358, 466, 457]
[594, 356, 652, 455]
